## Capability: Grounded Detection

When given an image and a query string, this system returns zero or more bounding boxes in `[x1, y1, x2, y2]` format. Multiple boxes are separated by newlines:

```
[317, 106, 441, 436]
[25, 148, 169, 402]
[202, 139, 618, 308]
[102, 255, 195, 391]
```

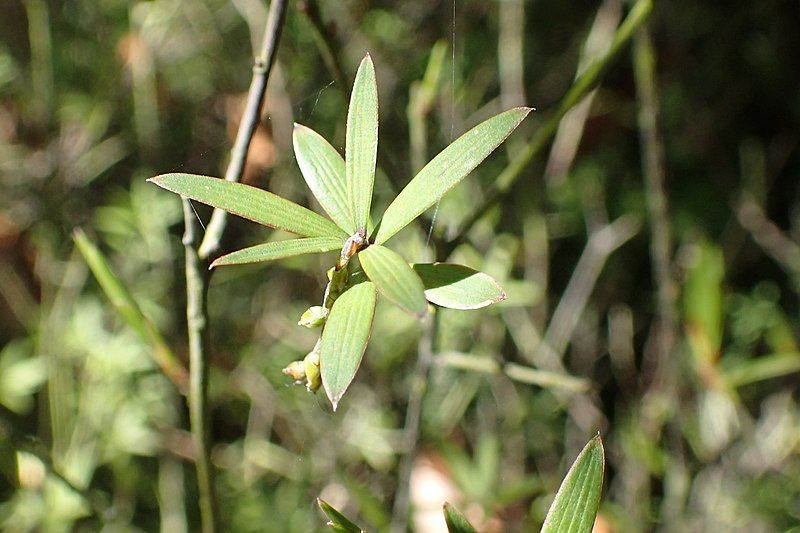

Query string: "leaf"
[345, 54, 379, 232]
[413, 263, 506, 309]
[317, 499, 365, 533]
[210, 237, 342, 267]
[320, 281, 377, 410]
[683, 241, 724, 364]
[723, 352, 800, 388]
[72, 229, 188, 392]
[374, 107, 532, 244]
[443, 502, 477, 533]
[293, 124, 355, 233]
[359, 245, 427, 317]
[541, 435, 605, 533]
[148, 173, 346, 239]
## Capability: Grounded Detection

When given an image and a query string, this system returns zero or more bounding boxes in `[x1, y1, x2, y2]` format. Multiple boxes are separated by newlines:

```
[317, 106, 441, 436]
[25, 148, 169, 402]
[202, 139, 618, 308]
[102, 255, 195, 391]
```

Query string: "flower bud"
[303, 350, 321, 392]
[298, 306, 328, 328]
[282, 360, 306, 382]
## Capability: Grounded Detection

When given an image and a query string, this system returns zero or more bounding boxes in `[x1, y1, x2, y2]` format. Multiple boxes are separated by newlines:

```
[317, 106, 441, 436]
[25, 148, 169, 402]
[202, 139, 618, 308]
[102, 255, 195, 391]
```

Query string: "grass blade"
[443, 502, 477, 533]
[413, 263, 506, 310]
[360, 245, 427, 318]
[148, 173, 346, 239]
[345, 54, 379, 233]
[320, 281, 377, 410]
[375, 107, 531, 245]
[317, 499, 365, 533]
[293, 124, 355, 233]
[723, 352, 800, 388]
[210, 237, 343, 267]
[72, 229, 188, 392]
[541, 435, 605, 533]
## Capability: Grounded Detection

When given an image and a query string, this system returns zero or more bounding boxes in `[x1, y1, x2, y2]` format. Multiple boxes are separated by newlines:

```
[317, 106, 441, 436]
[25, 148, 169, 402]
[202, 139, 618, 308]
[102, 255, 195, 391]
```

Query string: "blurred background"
[1, 0, 800, 531]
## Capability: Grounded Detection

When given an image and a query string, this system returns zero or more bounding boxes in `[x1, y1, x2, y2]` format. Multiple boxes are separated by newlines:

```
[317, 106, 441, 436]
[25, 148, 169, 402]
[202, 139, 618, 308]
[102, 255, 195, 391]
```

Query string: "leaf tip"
[498, 287, 508, 302]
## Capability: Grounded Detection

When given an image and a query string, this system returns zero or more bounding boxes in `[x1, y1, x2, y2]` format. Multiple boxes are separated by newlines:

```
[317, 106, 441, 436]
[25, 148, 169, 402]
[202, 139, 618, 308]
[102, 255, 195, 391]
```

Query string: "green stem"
[445, 0, 652, 253]
[182, 199, 217, 533]
[390, 311, 438, 533]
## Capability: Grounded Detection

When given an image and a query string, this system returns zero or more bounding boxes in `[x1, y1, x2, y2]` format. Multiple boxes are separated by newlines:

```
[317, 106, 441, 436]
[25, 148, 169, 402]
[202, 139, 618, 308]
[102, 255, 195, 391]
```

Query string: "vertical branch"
[199, 0, 290, 260]
[23, 0, 54, 125]
[180, 5, 290, 530]
[182, 199, 216, 533]
[634, 27, 677, 386]
[390, 312, 438, 533]
[627, 25, 679, 530]
[498, 0, 526, 155]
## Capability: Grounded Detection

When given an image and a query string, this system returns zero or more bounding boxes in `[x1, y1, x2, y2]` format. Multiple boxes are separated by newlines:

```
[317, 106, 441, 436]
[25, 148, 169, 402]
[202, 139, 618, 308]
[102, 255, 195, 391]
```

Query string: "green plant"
[319, 435, 605, 532]
[149, 54, 530, 410]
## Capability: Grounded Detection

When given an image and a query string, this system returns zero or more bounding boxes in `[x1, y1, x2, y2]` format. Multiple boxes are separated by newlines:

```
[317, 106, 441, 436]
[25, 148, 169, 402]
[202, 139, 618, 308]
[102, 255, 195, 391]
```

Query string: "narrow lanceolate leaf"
[320, 281, 377, 410]
[375, 107, 532, 245]
[413, 263, 506, 310]
[345, 54, 378, 232]
[73, 229, 188, 392]
[443, 502, 477, 533]
[317, 499, 365, 533]
[360, 245, 427, 317]
[293, 124, 355, 233]
[541, 435, 605, 533]
[210, 237, 343, 268]
[148, 173, 346, 239]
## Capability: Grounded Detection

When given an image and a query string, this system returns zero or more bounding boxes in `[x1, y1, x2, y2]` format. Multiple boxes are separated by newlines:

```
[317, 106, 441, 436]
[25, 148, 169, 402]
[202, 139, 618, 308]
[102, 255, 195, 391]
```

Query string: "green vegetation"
[1, 0, 799, 531]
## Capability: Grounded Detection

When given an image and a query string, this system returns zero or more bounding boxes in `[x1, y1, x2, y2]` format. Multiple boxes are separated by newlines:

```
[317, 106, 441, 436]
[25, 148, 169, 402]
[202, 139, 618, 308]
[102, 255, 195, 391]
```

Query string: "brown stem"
[198, 0, 290, 260]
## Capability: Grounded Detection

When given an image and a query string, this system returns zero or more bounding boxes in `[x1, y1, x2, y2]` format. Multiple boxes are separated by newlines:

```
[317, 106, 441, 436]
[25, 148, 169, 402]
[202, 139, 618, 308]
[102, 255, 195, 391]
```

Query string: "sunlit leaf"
[374, 107, 532, 244]
[443, 502, 476, 533]
[210, 237, 342, 267]
[320, 281, 377, 410]
[345, 54, 378, 232]
[541, 435, 605, 533]
[360, 245, 427, 317]
[317, 499, 365, 533]
[293, 124, 355, 233]
[148, 173, 346, 239]
[413, 263, 506, 309]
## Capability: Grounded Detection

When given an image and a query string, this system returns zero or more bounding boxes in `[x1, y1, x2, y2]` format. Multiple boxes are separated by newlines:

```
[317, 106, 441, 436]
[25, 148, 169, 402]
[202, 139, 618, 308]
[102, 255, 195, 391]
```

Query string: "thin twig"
[633, 25, 678, 387]
[622, 26, 678, 531]
[498, 0, 526, 111]
[298, 0, 349, 91]
[543, 0, 622, 188]
[535, 214, 641, 364]
[198, 0, 289, 260]
[390, 312, 438, 533]
[735, 194, 800, 278]
[182, 199, 217, 533]
[444, 0, 652, 254]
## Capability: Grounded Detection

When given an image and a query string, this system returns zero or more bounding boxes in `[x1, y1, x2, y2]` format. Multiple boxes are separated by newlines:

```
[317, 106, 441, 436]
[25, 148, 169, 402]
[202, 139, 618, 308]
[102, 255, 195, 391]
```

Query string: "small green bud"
[303, 350, 321, 392]
[298, 306, 328, 328]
